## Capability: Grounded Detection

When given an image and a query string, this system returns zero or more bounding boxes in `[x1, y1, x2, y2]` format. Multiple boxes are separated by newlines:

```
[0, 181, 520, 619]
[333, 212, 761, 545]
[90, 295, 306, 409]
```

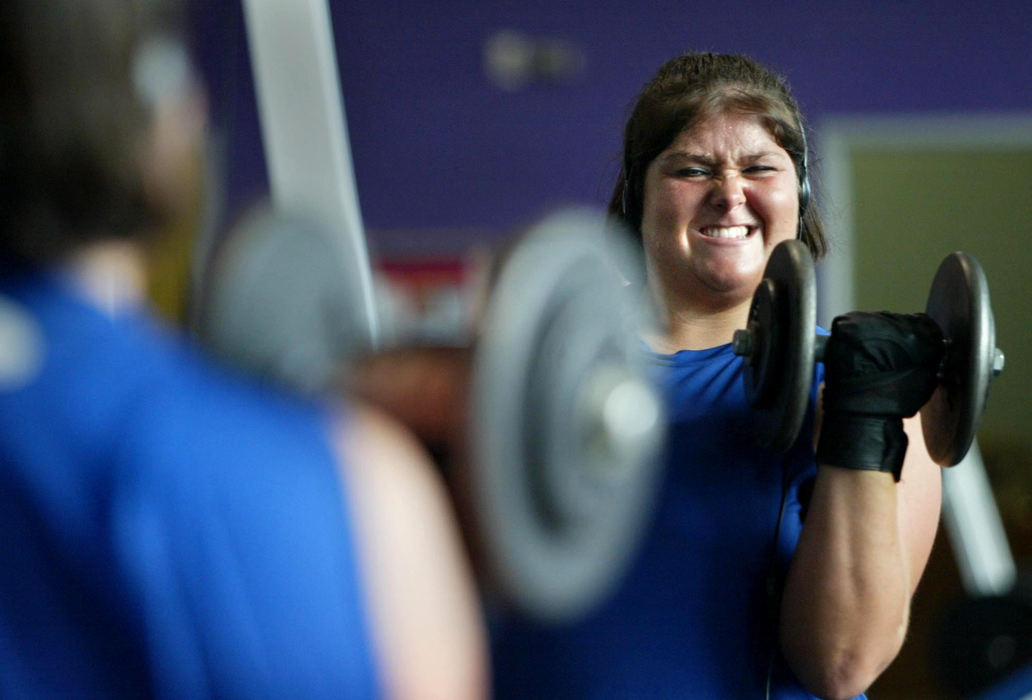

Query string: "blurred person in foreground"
[0, 1, 486, 697]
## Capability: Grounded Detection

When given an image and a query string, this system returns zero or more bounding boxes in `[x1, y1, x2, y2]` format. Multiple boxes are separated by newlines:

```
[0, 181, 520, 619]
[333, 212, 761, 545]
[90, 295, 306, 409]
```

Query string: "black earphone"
[797, 121, 811, 219]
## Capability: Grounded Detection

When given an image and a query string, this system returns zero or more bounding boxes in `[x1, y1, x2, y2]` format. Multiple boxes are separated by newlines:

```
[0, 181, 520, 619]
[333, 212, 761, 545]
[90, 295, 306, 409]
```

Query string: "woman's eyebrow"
[660, 150, 786, 165]
[660, 151, 716, 166]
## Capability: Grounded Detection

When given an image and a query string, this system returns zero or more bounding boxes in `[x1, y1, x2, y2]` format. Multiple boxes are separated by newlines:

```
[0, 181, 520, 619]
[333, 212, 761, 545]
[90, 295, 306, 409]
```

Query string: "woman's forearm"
[780, 467, 910, 700]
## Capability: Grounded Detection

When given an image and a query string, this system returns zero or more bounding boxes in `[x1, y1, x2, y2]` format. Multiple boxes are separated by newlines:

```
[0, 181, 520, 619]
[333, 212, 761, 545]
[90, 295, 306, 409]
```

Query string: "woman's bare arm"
[332, 403, 489, 700]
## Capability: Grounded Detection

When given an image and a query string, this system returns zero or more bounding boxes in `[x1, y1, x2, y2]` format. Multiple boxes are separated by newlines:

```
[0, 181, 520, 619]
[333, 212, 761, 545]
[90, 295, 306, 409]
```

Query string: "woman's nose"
[709, 174, 746, 210]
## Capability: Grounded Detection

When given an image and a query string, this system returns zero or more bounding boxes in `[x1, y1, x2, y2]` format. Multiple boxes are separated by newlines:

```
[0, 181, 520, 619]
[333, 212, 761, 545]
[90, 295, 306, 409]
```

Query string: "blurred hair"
[608, 52, 827, 260]
[0, 0, 185, 268]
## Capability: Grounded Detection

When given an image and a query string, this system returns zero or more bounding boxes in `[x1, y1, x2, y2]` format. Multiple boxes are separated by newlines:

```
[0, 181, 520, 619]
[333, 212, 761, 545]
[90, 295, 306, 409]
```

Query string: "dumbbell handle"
[814, 334, 828, 362]
[812, 329, 1004, 378]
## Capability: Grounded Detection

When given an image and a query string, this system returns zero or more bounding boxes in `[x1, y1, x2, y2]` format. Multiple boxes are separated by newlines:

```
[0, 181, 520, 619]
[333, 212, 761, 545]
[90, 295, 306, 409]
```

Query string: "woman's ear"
[135, 38, 208, 222]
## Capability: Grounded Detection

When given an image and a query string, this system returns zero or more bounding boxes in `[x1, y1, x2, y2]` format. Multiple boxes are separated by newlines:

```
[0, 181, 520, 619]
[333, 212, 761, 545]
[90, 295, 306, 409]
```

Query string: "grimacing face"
[640, 111, 800, 312]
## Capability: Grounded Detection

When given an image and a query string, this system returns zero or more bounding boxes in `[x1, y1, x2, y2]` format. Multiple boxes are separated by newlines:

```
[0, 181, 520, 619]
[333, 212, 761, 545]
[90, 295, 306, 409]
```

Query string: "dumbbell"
[731, 239, 1004, 465]
[196, 205, 665, 623]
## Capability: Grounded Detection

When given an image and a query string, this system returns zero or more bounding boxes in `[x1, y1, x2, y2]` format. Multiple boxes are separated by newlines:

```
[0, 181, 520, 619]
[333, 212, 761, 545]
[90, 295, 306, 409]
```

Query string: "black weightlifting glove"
[816, 311, 944, 481]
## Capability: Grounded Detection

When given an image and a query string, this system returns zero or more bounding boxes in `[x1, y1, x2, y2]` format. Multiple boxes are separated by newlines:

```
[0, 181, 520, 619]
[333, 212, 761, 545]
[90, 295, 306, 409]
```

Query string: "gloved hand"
[816, 311, 944, 480]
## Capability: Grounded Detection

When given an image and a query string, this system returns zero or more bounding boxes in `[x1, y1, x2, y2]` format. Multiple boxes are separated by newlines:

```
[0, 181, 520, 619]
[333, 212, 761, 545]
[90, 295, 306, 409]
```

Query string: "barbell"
[732, 239, 1004, 465]
[196, 205, 665, 623]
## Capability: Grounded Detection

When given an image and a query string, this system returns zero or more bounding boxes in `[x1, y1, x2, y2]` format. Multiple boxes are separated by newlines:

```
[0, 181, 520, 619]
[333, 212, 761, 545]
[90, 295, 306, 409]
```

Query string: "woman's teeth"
[700, 226, 750, 239]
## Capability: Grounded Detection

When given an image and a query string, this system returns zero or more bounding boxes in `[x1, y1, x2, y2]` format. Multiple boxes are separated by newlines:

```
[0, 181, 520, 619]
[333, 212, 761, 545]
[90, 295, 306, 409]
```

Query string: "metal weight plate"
[735, 240, 816, 452]
[196, 205, 372, 394]
[470, 208, 665, 623]
[922, 252, 999, 467]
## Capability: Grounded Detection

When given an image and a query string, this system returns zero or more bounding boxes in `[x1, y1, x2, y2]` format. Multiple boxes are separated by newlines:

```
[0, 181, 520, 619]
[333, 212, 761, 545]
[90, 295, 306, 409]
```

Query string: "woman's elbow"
[795, 653, 884, 700]
[784, 629, 905, 700]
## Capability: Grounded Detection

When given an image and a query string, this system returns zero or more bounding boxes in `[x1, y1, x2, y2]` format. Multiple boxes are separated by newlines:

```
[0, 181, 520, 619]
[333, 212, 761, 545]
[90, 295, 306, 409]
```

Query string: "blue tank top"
[0, 270, 379, 698]
[491, 340, 860, 699]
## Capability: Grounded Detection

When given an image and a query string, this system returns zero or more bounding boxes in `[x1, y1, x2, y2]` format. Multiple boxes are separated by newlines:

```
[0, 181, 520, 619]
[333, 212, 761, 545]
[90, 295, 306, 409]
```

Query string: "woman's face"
[640, 111, 800, 310]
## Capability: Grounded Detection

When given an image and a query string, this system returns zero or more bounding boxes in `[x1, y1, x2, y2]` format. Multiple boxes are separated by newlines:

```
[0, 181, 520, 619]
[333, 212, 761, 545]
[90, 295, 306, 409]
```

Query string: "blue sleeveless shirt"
[0, 270, 379, 698]
[492, 340, 860, 699]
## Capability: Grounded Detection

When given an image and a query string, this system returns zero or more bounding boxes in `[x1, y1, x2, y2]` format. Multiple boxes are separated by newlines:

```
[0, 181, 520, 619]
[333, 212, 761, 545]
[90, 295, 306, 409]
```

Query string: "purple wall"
[195, 1, 1032, 257]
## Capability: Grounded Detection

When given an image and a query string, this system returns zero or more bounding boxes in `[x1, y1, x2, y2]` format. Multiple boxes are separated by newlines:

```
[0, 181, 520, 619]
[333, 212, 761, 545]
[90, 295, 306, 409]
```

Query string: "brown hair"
[0, 0, 179, 267]
[608, 52, 827, 260]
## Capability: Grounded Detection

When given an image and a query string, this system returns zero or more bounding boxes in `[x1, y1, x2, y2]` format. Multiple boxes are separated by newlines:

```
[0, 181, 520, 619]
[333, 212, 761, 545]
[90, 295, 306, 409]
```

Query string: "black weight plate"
[923, 252, 997, 467]
[742, 240, 816, 452]
[741, 278, 778, 408]
[470, 208, 665, 623]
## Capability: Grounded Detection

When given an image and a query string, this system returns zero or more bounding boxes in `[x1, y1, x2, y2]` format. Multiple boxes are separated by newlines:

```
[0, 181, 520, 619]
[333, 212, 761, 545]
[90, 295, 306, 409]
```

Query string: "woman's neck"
[63, 240, 147, 316]
[645, 295, 752, 353]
